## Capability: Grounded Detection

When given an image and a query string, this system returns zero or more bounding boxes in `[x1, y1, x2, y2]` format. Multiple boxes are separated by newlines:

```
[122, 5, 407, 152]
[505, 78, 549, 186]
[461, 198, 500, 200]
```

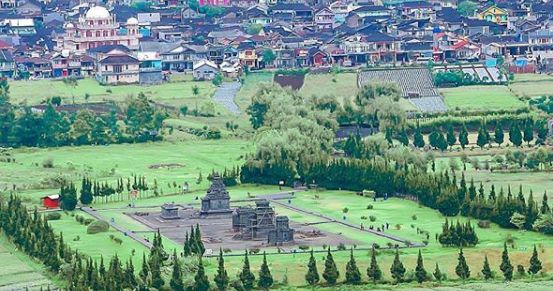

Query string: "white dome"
[65, 22, 74, 29]
[126, 17, 138, 25]
[85, 6, 111, 20]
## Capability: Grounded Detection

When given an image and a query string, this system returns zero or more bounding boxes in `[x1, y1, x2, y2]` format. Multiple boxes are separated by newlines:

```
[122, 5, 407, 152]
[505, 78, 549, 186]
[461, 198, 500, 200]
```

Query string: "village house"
[0, 49, 15, 77]
[193, 59, 219, 81]
[477, 5, 509, 26]
[96, 52, 140, 85]
[137, 51, 163, 85]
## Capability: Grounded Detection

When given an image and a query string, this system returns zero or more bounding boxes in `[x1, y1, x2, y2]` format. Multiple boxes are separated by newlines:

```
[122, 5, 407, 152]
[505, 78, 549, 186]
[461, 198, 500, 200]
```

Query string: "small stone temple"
[200, 174, 232, 215]
[232, 199, 294, 244]
[160, 203, 179, 219]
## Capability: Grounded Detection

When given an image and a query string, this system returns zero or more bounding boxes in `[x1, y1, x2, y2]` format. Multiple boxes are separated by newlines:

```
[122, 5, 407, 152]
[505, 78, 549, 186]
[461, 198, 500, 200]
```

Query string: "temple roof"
[202, 174, 230, 201]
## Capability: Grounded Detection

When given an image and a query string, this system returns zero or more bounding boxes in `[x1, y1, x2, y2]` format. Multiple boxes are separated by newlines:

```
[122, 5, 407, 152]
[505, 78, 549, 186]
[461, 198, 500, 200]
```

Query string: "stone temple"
[232, 199, 294, 245]
[160, 203, 179, 219]
[200, 174, 232, 215]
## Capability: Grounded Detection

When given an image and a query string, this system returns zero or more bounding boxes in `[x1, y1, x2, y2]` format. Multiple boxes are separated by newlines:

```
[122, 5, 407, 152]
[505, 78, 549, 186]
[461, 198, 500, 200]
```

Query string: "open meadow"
[440, 85, 526, 111]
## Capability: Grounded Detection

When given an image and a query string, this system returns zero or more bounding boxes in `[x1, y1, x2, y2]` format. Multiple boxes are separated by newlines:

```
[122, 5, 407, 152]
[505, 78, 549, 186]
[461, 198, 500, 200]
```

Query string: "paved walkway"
[213, 82, 241, 114]
[81, 207, 153, 249]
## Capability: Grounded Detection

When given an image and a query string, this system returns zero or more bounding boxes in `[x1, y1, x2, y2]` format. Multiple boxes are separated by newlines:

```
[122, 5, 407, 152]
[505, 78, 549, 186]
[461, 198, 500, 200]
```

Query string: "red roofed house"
[42, 194, 60, 209]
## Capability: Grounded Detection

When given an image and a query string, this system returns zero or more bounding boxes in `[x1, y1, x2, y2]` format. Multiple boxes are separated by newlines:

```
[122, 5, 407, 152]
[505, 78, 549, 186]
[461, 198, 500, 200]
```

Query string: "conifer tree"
[183, 231, 191, 256]
[413, 126, 425, 148]
[214, 249, 229, 291]
[455, 249, 470, 281]
[390, 249, 405, 283]
[194, 258, 210, 291]
[345, 249, 361, 285]
[322, 248, 339, 285]
[195, 224, 205, 255]
[446, 124, 457, 149]
[305, 249, 320, 286]
[123, 258, 137, 289]
[541, 192, 550, 214]
[481, 255, 493, 280]
[494, 123, 504, 146]
[150, 252, 165, 289]
[528, 245, 542, 276]
[170, 250, 184, 291]
[433, 263, 443, 282]
[139, 253, 150, 288]
[459, 124, 469, 149]
[258, 252, 273, 290]
[415, 250, 427, 283]
[500, 243, 513, 281]
[367, 247, 382, 284]
[239, 251, 255, 290]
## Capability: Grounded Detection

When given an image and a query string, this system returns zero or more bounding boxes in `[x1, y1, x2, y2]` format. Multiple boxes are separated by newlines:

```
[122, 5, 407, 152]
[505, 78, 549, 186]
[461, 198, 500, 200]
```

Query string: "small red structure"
[42, 194, 60, 209]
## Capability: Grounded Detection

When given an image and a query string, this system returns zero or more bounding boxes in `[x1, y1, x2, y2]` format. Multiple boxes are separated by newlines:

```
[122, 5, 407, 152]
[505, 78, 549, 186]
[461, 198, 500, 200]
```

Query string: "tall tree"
[367, 247, 382, 284]
[305, 250, 320, 286]
[481, 255, 493, 280]
[459, 124, 469, 149]
[214, 249, 229, 291]
[138, 253, 150, 288]
[500, 243, 513, 281]
[390, 249, 406, 283]
[194, 258, 210, 291]
[541, 192, 550, 214]
[494, 123, 505, 146]
[170, 250, 184, 291]
[413, 126, 425, 148]
[528, 245, 542, 276]
[433, 263, 443, 282]
[415, 250, 427, 283]
[257, 252, 273, 290]
[509, 121, 523, 147]
[523, 118, 534, 145]
[446, 124, 457, 149]
[455, 249, 470, 281]
[322, 248, 339, 285]
[239, 251, 255, 290]
[345, 249, 361, 284]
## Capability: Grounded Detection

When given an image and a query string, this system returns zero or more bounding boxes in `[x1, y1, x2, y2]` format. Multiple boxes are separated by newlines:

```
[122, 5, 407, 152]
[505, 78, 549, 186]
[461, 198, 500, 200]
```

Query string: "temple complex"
[160, 203, 179, 220]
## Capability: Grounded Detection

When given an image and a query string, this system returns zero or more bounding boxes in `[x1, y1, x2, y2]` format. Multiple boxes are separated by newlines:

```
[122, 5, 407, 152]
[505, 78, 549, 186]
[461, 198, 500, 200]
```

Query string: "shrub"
[298, 245, 310, 251]
[73, 235, 80, 241]
[411, 214, 417, 220]
[477, 220, 491, 228]
[46, 212, 61, 220]
[369, 215, 377, 222]
[86, 220, 109, 234]
[337, 243, 346, 250]
[367, 204, 374, 210]
[223, 248, 232, 253]
[83, 218, 94, 225]
[42, 158, 54, 168]
[249, 248, 260, 254]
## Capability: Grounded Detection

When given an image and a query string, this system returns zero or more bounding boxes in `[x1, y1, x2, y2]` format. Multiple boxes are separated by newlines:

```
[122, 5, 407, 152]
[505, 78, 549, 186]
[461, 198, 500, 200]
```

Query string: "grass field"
[299, 72, 358, 100]
[0, 235, 53, 290]
[0, 139, 253, 205]
[8, 75, 217, 110]
[440, 85, 526, 110]
[234, 72, 274, 110]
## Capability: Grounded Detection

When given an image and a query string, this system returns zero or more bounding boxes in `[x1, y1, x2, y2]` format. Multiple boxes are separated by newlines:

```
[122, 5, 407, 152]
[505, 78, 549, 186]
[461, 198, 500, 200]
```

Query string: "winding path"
[213, 82, 241, 114]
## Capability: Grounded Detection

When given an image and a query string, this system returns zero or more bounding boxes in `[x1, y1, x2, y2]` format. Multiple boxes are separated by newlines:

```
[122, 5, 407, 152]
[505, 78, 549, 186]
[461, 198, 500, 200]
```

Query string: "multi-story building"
[96, 53, 140, 85]
[56, 6, 140, 53]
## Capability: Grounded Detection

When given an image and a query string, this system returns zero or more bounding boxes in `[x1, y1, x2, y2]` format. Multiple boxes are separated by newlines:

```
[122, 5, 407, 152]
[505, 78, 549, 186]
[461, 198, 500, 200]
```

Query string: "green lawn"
[440, 85, 526, 110]
[299, 72, 358, 100]
[434, 155, 553, 198]
[9, 76, 217, 110]
[234, 72, 274, 111]
[0, 235, 53, 290]
[1, 139, 253, 206]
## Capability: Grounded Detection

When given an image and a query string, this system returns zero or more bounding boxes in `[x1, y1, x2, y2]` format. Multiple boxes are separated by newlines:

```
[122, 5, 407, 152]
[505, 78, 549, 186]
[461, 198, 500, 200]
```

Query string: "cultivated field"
[440, 85, 526, 110]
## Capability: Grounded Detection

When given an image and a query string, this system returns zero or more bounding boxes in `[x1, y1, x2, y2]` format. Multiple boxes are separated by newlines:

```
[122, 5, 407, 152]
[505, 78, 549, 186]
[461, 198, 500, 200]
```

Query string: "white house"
[193, 59, 219, 81]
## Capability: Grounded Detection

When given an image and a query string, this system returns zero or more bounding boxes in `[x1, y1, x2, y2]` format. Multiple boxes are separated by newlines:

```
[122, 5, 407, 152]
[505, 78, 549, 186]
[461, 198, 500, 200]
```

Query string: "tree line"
[0, 79, 166, 148]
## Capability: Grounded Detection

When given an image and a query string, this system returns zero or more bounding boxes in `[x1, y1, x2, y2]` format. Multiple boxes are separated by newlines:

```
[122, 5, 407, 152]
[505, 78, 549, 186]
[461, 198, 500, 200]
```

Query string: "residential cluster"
[1, 0, 553, 85]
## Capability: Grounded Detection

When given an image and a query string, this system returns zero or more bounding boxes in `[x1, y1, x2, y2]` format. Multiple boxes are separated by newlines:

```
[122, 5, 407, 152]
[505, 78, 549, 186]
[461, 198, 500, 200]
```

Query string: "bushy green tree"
[455, 249, 470, 281]
[500, 243, 513, 281]
[390, 249, 405, 283]
[322, 249, 339, 285]
[367, 247, 382, 283]
[345, 249, 361, 284]
[257, 252, 273, 290]
[305, 250, 320, 286]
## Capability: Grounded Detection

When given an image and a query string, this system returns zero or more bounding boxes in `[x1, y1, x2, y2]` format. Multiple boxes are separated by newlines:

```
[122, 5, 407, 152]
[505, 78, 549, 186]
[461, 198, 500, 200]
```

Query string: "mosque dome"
[126, 17, 139, 25]
[85, 6, 111, 20]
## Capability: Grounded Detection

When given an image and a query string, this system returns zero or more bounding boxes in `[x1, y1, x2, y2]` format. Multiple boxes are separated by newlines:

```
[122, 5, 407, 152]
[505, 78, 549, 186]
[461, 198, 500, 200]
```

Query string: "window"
[113, 65, 122, 73]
